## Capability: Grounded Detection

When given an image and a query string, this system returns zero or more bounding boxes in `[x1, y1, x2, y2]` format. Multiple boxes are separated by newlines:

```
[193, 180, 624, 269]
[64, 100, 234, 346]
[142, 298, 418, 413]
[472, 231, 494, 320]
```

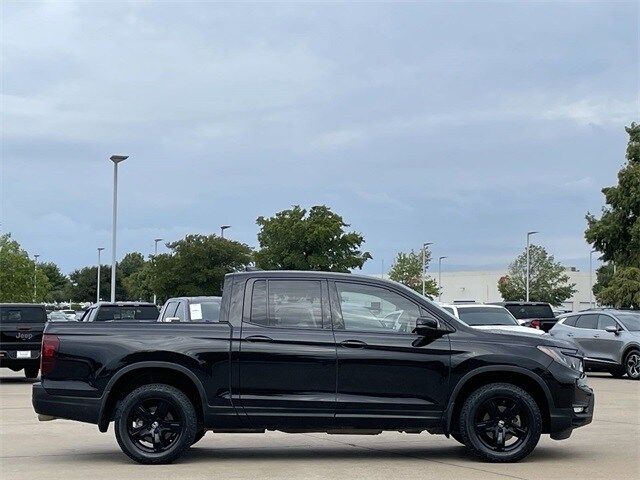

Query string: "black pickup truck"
[32, 271, 593, 464]
[1, 303, 47, 378]
[490, 302, 559, 332]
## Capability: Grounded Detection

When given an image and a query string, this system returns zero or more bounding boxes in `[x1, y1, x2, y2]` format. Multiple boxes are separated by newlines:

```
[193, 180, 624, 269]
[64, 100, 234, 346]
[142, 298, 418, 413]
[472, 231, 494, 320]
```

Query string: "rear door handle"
[566, 333, 574, 337]
[244, 335, 274, 343]
[339, 339, 368, 348]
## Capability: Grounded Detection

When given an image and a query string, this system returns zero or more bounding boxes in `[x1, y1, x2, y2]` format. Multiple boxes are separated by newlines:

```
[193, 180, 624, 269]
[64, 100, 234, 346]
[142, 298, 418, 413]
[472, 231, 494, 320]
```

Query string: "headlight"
[538, 345, 584, 372]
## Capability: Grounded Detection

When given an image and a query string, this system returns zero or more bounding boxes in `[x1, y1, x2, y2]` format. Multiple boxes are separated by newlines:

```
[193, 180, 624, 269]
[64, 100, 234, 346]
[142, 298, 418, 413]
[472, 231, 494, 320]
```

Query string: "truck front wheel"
[458, 383, 542, 462]
[114, 384, 197, 464]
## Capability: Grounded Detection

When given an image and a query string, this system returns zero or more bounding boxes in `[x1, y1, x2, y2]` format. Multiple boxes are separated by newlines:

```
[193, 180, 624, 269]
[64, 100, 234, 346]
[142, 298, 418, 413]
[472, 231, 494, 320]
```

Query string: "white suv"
[437, 303, 545, 335]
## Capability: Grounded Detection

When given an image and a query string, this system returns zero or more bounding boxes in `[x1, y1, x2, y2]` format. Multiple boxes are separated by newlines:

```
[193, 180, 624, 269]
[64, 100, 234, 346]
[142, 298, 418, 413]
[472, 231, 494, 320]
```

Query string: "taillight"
[530, 319, 542, 330]
[41, 335, 60, 375]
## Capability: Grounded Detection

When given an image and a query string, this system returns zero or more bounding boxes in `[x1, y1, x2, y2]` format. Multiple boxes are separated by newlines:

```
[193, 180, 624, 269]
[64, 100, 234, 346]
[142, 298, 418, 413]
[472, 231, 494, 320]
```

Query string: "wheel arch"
[620, 343, 640, 364]
[444, 366, 553, 435]
[98, 361, 207, 432]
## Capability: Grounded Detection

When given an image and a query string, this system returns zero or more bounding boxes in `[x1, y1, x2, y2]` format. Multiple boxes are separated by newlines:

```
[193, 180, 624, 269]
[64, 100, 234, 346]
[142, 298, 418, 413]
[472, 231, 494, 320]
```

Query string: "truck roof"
[228, 270, 382, 282]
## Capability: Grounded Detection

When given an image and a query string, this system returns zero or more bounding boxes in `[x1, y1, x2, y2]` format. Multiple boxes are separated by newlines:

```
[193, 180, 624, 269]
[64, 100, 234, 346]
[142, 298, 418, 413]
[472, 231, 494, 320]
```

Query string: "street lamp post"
[109, 155, 128, 303]
[589, 249, 597, 307]
[438, 256, 447, 301]
[96, 247, 105, 303]
[422, 242, 434, 296]
[220, 225, 231, 238]
[526, 231, 539, 302]
[153, 238, 163, 305]
[33, 254, 40, 301]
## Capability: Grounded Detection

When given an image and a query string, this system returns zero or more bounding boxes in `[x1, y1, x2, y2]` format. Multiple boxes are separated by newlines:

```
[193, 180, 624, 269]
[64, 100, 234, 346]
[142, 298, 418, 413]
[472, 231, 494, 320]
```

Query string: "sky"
[1, 1, 638, 276]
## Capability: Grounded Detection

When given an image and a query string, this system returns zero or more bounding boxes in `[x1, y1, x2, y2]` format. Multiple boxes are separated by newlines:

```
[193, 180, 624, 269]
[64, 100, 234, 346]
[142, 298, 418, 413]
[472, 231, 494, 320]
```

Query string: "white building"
[434, 269, 593, 312]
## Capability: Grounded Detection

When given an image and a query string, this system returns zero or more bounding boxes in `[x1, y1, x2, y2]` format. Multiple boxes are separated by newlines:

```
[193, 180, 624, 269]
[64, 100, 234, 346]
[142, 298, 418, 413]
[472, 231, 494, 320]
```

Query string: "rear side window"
[576, 314, 598, 329]
[249, 280, 323, 329]
[95, 305, 159, 321]
[0, 306, 47, 323]
[562, 316, 578, 327]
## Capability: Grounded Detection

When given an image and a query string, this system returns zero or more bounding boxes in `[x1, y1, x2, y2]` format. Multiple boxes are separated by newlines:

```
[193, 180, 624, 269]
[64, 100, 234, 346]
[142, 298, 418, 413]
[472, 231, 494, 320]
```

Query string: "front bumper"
[32, 382, 101, 425]
[548, 376, 594, 439]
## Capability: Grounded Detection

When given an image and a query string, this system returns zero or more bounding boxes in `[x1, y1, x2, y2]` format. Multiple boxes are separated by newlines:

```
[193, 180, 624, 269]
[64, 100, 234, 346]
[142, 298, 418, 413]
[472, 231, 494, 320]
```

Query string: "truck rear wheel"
[114, 384, 197, 464]
[458, 383, 541, 462]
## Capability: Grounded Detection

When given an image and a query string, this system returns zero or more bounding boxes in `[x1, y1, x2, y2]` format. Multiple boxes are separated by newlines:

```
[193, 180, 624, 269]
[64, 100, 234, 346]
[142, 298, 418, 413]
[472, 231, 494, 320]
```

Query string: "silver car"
[549, 309, 640, 379]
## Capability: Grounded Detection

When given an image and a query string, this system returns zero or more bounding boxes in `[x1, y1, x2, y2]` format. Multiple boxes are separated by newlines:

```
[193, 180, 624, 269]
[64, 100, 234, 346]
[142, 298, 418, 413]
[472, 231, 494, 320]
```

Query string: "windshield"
[95, 305, 159, 321]
[617, 313, 640, 332]
[505, 304, 554, 319]
[458, 307, 519, 326]
[0, 306, 47, 323]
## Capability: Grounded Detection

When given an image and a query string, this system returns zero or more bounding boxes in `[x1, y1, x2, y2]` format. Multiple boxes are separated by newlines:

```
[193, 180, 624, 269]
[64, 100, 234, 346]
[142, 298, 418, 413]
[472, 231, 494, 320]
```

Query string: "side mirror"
[604, 325, 620, 335]
[413, 316, 441, 336]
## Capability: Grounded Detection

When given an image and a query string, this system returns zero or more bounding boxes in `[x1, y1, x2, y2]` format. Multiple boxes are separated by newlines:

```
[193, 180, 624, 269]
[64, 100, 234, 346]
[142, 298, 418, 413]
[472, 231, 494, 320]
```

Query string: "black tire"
[24, 366, 39, 379]
[624, 350, 640, 380]
[451, 432, 465, 445]
[191, 429, 206, 446]
[459, 383, 542, 462]
[114, 384, 197, 464]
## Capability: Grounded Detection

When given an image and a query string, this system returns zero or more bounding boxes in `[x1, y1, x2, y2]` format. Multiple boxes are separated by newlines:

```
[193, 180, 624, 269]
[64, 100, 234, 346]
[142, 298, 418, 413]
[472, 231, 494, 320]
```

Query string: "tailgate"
[0, 306, 46, 358]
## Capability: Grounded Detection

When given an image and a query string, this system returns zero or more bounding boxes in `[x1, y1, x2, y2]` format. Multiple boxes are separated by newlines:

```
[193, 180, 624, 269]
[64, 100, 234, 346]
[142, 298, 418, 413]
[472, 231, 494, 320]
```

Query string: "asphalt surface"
[0, 371, 638, 480]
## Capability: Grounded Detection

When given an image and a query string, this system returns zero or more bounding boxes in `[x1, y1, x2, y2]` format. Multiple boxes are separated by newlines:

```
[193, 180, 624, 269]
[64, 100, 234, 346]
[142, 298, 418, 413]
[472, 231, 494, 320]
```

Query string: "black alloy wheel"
[472, 396, 530, 453]
[625, 350, 640, 380]
[115, 384, 197, 464]
[127, 398, 183, 453]
[459, 383, 541, 462]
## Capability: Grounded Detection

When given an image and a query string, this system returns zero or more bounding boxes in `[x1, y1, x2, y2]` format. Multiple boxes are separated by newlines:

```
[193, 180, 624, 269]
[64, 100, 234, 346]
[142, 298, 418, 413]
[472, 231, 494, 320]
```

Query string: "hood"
[472, 325, 546, 335]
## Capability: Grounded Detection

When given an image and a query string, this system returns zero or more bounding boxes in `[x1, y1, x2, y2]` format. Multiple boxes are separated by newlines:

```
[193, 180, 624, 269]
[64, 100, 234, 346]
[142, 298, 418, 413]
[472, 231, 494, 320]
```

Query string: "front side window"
[249, 280, 323, 329]
[562, 316, 578, 327]
[597, 315, 618, 331]
[335, 282, 421, 333]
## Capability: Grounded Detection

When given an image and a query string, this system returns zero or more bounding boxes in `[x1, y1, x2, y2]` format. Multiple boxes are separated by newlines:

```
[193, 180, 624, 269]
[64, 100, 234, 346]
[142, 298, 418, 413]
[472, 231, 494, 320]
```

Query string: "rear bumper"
[0, 352, 40, 370]
[32, 382, 101, 425]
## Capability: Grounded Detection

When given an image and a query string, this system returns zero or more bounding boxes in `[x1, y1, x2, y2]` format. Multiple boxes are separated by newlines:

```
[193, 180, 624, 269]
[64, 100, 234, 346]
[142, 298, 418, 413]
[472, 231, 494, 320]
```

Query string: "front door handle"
[244, 335, 274, 343]
[566, 333, 574, 337]
[339, 339, 368, 348]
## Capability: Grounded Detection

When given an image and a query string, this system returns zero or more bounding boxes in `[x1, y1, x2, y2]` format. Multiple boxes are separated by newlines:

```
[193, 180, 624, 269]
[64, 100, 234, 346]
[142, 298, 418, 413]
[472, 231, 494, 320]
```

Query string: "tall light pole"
[589, 249, 597, 308]
[422, 242, 434, 296]
[33, 254, 40, 301]
[110, 155, 128, 302]
[526, 231, 539, 302]
[96, 247, 105, 303]
[438, 256, 447, 301]
[220, 225, 231, 238]
[153, 238, 163, 305]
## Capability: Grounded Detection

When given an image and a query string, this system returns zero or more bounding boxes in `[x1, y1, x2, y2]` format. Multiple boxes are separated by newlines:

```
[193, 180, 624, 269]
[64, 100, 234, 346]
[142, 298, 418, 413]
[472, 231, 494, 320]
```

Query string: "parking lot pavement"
[0, 372, 638, 480]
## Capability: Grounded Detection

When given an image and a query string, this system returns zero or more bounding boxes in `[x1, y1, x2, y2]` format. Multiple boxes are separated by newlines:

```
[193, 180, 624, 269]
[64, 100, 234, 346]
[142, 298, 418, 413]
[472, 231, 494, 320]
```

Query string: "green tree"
[68, 265, 124, 302]
[497, 244, 576, 305]
[596, 267, 640, 309]
[255, 205, 371, 272]
[119, 252, 146, 278]
[39, 262, 70, 302]
[125, 234, 253, 303]
[585, 123, 640, 307]
[389, 249, 438, 297]
[0, 233, 51, 302]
